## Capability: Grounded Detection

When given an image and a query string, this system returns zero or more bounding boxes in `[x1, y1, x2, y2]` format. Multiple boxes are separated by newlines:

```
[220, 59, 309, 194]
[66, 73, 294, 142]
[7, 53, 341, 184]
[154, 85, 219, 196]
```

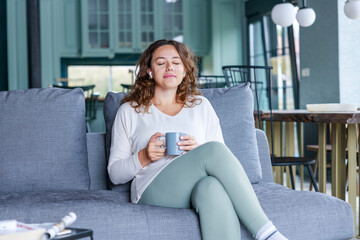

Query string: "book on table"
[0, 213, 76, 240]
[0, 221, 46, 240]
[0, 221, 72, 240]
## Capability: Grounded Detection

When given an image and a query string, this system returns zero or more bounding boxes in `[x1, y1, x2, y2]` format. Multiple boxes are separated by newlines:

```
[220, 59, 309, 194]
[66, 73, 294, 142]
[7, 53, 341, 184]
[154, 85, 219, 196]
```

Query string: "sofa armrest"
[87, 133, 108, 190]
[255, 129, 274, 183]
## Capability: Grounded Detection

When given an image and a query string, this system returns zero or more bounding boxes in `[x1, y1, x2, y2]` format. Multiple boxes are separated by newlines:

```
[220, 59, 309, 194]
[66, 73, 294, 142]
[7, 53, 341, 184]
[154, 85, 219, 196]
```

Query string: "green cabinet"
[184, 0, 209, 56]
[136, 0, 159, 51]
[81, 0, 114, 57]
[77, 0, 209, 57]
[57, 0, 81, 57]
[80, 0, 185, 56]
[160, 0, 184, 42]
[114, 0, 138, 52]
[114, 0, 159, 52]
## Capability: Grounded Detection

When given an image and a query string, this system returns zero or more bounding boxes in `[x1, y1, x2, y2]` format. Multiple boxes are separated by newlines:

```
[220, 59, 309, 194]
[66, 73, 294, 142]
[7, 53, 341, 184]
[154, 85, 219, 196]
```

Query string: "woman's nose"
[166, 62, 173, 71]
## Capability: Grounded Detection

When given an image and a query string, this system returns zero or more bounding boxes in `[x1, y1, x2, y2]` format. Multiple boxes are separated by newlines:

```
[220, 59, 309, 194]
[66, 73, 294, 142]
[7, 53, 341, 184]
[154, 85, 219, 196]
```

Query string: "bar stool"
[307, 144, 359, 194]
[271, 156, 319, 191]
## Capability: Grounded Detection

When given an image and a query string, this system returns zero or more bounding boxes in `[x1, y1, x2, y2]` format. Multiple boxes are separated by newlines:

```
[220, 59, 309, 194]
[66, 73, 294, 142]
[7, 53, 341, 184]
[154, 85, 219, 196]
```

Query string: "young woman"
[108, 39, 288, 240]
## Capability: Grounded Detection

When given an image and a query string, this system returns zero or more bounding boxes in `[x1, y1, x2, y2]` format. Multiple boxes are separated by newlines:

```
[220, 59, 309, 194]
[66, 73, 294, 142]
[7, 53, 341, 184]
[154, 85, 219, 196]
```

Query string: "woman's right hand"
[139, 132, 165, 167]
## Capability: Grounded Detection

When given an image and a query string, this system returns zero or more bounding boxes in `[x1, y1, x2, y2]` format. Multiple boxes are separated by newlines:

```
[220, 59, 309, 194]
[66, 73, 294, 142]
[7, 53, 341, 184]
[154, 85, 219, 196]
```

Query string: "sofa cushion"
[255, 129, 274, 183]
[0, 190, 201, 240]
[103, 92, 129, 191]
[87, 133, 107, 190]
[0, 186, 353, 240]
[0, 88, 90, 192]
[201, 83, 262, 183]
[252, 182, 354, 240]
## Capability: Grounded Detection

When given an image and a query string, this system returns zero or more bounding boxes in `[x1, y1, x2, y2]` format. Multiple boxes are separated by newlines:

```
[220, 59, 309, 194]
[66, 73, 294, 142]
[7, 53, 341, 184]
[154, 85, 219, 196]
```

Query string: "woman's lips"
[164, 74, 176, 78]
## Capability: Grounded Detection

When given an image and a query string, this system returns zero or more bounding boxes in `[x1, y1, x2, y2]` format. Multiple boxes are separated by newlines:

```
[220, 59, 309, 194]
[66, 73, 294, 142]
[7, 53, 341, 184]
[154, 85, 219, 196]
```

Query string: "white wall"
[300, 0, 360, 107]
[338, 0, 360, 105]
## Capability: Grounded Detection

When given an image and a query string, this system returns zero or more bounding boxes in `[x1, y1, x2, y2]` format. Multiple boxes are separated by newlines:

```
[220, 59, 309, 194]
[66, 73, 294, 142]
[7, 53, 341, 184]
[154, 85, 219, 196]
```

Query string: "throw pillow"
[201, 83, 262, 183]
[0, 88, 90, 192]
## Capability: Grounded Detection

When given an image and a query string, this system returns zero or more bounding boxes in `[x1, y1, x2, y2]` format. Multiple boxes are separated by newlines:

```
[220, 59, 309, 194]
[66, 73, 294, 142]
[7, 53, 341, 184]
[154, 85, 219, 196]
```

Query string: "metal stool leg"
[306, 164, 319, 192]
[288, 166, 296, 190]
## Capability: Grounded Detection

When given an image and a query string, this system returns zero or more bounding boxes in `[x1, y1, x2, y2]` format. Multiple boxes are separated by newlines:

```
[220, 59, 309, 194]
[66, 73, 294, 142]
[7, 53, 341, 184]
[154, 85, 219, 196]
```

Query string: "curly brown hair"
[121, 39, 202, 113]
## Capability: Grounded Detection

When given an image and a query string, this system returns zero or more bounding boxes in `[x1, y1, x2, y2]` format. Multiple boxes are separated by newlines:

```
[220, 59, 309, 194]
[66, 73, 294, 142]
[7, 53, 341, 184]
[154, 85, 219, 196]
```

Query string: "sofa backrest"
[0, 88, 90, 192]
[87, 133, 108, 190]
[103, 91, 129, 192]
[255, 129, 274, 182]
[104, 83, 262, 192]
[201, 83, 262, 182]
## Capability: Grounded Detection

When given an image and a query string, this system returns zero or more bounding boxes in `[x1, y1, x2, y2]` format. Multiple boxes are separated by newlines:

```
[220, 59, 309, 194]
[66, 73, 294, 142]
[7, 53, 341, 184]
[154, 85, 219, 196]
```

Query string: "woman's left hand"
[177, 135, 199, 154]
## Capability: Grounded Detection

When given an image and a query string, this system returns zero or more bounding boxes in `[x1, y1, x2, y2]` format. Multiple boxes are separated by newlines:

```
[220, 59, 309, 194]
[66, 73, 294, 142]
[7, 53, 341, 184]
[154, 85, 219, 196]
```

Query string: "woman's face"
[149, 45, 185, 91]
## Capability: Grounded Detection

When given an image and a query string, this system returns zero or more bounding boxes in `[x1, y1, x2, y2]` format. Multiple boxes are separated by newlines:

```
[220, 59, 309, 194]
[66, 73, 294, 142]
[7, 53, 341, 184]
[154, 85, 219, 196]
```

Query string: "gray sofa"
[0, 84, 354, 240]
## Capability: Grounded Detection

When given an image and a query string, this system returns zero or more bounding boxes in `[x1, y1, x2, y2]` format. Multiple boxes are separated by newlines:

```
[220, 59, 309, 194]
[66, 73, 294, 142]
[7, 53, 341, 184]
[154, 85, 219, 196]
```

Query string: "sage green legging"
[138, 141, 269, 240]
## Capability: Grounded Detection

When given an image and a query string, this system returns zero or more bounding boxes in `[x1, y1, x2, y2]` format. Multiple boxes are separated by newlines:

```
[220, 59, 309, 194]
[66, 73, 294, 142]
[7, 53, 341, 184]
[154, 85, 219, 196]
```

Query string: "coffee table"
[54, 228, 93, 240]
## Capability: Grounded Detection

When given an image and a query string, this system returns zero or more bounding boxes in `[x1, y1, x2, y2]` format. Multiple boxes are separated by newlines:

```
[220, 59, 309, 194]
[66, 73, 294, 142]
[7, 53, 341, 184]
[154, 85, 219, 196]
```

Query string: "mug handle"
[158, 136, 166, 149]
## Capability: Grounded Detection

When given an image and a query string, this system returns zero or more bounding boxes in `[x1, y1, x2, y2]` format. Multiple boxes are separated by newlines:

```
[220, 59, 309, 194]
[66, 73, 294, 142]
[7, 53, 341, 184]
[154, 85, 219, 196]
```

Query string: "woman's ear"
[183, 72, 186, 77]
[147, 68, 152, 78]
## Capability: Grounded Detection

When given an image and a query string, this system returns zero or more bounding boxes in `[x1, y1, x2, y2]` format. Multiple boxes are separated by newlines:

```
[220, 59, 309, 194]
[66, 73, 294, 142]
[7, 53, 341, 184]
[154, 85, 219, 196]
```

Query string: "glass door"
[248, 20, 268, 110]
[248, 15, 300, 110]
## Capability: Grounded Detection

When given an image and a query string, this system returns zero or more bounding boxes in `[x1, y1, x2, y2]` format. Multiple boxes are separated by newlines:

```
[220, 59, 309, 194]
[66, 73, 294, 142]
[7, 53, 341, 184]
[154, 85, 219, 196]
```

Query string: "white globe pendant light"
[271, 2, 297, 27]
[344, 0, 360, 19]
[296, 7, 316, 27]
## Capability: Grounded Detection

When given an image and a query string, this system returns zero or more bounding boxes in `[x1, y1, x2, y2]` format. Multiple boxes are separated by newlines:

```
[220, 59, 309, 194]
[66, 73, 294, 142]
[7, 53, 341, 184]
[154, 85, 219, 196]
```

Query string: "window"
[246, 1, 300, 110]
[248, 16, 299, 110]
[67, 65, 136, 98]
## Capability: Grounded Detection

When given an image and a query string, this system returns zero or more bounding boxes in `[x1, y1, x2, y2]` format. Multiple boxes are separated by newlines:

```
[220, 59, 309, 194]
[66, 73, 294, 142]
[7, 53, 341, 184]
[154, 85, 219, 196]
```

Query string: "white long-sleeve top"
[108, 95, 224, 203]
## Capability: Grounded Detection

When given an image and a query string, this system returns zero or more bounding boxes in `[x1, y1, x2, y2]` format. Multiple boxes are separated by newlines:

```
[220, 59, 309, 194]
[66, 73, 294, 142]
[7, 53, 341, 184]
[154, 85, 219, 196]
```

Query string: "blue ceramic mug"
[159, 132, 187, 156]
